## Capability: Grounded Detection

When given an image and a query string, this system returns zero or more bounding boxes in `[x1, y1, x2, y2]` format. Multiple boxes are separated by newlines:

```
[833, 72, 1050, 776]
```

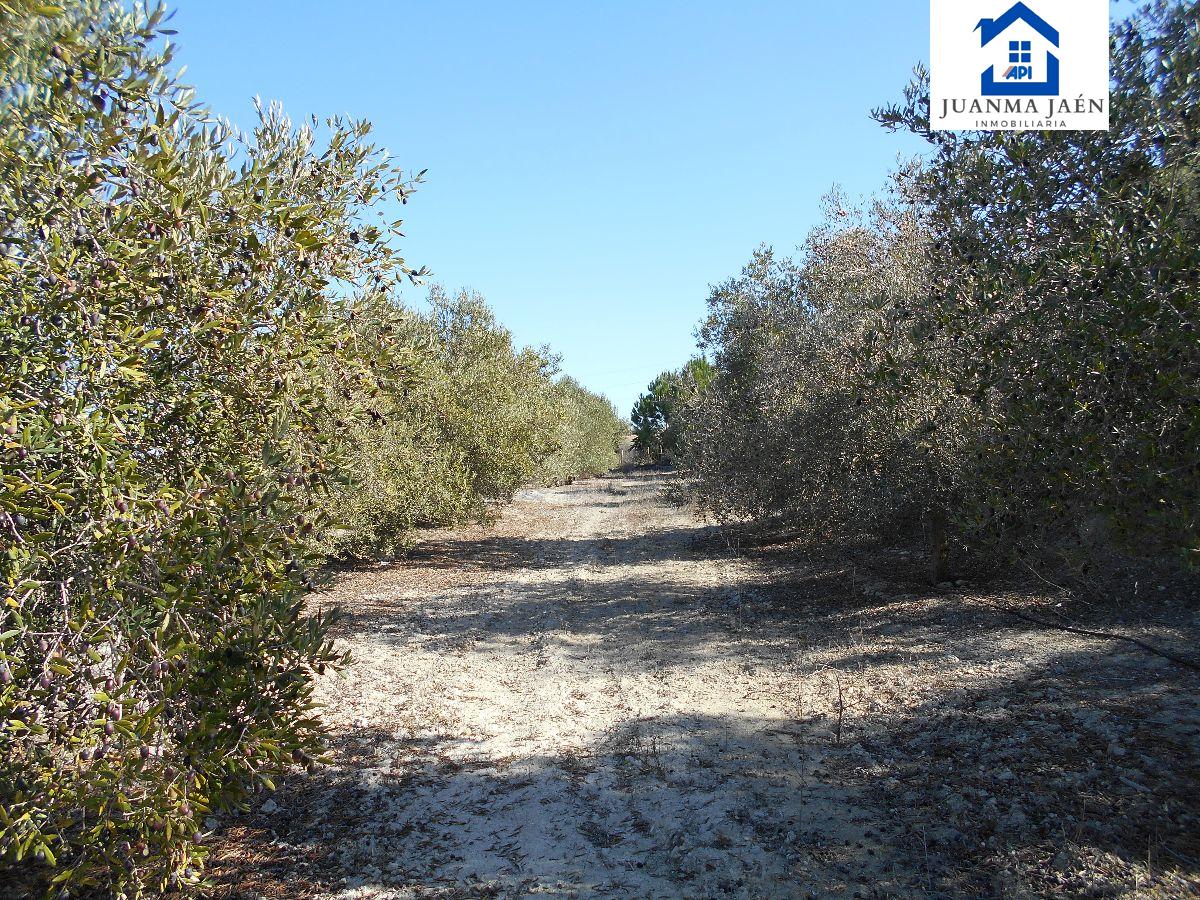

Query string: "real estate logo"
[978, 4, 1059, 96]
[931, 1, 1109, 131]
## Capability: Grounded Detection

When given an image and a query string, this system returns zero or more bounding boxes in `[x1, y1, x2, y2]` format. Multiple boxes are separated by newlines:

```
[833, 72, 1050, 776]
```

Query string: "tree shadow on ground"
[258, 476, 1200, 897]
[201, 628, 1200, 899]
[329, 518, 1199, 686]
[399, 526, 731, 573]
[200, 713, 920, 898]
[836, 641, 1200, 896]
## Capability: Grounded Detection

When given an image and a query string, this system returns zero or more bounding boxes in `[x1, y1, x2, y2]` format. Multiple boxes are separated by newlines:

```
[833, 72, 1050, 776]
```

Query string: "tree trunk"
[928, 506, 949, 585]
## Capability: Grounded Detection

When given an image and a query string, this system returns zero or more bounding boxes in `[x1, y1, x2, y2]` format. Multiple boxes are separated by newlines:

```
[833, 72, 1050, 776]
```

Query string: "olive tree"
[0, 1, 421, 894]
[311, 287, 626, 557]
[873, 0, 1200, 567]
[680, 190, 965, 566]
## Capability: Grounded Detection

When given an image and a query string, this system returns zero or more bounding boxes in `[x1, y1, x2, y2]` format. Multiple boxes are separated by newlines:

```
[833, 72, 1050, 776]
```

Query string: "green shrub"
[682, 1, 1199, 577]
[0, 1, 422, 894]
[312, 288, 625, 557]
[424, 287, 563, 501]
[1, 2, 626, 893]
[539, 376, 625, 486]
[679, 191, 962, 544]
[304, 291, 470, 558]
[874, 0, 1200, 566]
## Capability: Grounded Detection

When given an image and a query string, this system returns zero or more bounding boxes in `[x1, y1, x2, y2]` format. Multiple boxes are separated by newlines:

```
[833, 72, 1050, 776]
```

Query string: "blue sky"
[171, 1, 933, 416]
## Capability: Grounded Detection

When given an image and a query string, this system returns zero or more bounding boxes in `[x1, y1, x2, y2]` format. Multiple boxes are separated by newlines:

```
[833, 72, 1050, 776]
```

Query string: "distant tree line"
[630, 357, 713, 464]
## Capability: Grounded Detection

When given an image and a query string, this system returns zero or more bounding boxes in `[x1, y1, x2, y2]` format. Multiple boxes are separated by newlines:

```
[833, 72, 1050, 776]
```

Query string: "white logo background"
[931, 0, 1109, 131]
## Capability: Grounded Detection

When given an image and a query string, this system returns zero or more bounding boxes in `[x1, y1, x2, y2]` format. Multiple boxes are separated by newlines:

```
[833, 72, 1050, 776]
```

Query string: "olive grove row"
[635, 1, 1198, 583]
[0, 2, 623, 895]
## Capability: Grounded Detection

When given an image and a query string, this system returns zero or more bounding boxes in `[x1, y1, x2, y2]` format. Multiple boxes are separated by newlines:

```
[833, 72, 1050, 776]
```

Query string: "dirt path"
[207, 472, 1200, 899]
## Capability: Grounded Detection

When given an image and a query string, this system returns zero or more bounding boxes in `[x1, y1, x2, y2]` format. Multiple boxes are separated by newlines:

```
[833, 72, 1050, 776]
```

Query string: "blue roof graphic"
[975, 2, 1059, 47]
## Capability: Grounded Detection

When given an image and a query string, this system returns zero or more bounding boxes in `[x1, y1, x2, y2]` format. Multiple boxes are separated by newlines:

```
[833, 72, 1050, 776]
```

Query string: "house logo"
[930, 0, 1109, 131]
[977, 2, 1059, 96]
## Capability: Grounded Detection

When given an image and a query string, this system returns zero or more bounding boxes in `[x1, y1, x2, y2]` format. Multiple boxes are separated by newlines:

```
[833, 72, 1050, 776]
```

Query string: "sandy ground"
[206, 472, 1200, 899]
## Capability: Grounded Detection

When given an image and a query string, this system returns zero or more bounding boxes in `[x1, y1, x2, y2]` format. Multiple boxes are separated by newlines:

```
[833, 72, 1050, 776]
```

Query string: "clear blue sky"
[171, 1, 931, 416]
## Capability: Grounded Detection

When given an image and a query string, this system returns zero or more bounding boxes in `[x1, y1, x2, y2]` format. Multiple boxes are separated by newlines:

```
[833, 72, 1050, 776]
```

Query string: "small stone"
[1000, 807, 1028, 830]
[260, 798, 279, 815]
